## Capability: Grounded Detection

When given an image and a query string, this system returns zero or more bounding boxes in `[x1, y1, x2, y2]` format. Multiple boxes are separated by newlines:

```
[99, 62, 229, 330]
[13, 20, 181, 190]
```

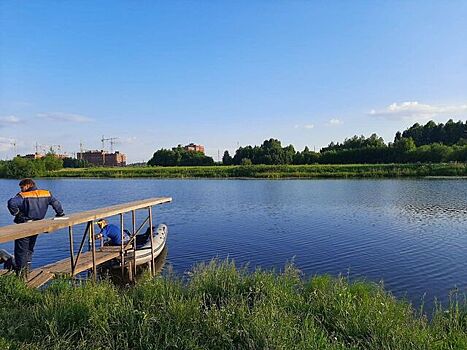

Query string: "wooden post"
[120, 214, 125, 280]
[132, 210, 137, 280]
[148, 206, 155, 276]
[68, 226, 74, 274]
[90, 221, 97, 282]
[73, 221, 91, 276]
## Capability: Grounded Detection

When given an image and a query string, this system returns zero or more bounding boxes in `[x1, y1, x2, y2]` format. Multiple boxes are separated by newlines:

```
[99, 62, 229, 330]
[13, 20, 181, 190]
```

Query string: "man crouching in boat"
[95, 219, 129, 246]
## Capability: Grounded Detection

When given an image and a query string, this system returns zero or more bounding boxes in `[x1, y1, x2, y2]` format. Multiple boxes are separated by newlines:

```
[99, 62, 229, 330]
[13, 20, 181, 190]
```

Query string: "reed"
[45, 163, 467, 179]
[0, 259, 466, 349]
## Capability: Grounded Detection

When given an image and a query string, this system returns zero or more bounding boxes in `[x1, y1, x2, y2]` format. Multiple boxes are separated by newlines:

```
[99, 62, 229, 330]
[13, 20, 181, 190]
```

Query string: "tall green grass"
[45, 163, 467, 179]
[0, 260, 466, 349]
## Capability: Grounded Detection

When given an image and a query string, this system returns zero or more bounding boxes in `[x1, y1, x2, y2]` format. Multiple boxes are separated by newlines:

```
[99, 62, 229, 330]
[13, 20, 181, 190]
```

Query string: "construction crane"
[34, 142, 49, 155]
[10, 140, 17, 156]
[49, 144, 62, 154]
[0, 139, 16, 158]
[101, 135, 118, 153]
[78, 141, 86, 159]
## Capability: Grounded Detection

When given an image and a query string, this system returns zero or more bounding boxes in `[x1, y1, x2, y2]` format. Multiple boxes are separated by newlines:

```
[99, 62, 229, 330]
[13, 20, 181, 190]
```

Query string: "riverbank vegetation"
[0, 260, 465, 349]
[45, 163, 467, 178]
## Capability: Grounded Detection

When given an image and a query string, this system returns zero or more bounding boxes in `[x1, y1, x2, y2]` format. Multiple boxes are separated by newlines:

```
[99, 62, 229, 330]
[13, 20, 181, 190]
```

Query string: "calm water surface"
[0, 178, 466, 308]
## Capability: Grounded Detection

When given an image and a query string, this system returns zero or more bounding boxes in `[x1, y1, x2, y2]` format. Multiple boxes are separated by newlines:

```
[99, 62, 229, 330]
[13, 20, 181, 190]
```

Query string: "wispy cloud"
[369, 101, 467, 121]
[294, 124, 314, 129]
[119, 136, 137, 144]
[0, 115, 21, 127]
[326, 118, 343, 126]
[37, 112, 93, 123]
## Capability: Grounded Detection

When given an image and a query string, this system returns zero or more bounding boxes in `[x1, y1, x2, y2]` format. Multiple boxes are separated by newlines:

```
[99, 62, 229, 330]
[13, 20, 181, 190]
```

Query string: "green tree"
[63, 157, 89, 168]
[43, 154, 63, 171]
[148, 149, 178, 166]
[222, 150, 233, 165]
[148, 147, 214, 166]
[5, 157, 39, 178]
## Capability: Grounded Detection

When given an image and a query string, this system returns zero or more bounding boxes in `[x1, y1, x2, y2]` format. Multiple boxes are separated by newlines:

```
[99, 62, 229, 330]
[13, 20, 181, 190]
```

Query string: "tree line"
[145, 119, 466, 167]
[222, 119, 467, 165]
[0, 155, 89, 178]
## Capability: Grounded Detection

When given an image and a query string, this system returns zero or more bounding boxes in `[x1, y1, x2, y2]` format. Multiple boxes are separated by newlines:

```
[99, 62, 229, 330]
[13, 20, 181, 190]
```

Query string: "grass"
[44, 163, 467, 179]
[0, 259, 466, 349]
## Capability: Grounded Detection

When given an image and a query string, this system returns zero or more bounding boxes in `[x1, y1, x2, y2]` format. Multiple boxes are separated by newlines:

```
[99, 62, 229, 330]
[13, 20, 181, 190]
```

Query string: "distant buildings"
[183, 143, 205, 154]
[22, 153, 44, 160]
[22, 153, 67, 160]
[77, 150, 126, 167]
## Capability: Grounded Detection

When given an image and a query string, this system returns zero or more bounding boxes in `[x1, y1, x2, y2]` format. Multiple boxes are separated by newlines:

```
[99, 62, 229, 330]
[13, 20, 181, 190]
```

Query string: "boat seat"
[135, 226, 156, 248]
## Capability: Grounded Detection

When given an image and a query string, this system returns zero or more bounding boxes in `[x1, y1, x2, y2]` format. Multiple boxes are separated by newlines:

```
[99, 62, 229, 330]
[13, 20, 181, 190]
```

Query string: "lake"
[0, 178, 466, 309]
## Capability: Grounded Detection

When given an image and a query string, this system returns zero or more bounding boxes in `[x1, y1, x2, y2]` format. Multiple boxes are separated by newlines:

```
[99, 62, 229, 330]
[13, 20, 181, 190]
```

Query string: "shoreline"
[37, 163, 467, 179]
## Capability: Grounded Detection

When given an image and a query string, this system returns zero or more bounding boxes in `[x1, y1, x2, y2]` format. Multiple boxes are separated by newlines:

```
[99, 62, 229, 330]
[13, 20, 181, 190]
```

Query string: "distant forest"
[148, 119, 467, 166]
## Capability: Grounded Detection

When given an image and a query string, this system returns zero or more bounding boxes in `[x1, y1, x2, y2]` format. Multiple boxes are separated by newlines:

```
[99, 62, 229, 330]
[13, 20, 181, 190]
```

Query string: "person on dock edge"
[95, 219, 128, 246]
[7, 178, 65, 276]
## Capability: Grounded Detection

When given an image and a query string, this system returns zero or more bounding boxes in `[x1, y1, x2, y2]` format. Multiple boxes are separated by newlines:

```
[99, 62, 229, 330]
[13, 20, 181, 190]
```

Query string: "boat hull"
[113, 223, 168, 268]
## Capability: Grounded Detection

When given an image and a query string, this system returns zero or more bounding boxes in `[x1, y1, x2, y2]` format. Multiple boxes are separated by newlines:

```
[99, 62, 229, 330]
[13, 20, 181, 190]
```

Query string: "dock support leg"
[148, 206, 155, 276]
[120, 214, 125, 281]
[132, 210, 137, 281]
[90, 221, 97, 282]
[73, 222, 91, 277]
[128, 261, 134, 282]
[68, 226, 74, 277]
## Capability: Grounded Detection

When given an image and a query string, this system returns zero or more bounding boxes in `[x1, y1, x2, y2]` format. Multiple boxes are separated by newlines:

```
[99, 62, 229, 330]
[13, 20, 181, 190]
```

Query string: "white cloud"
[295, 124, 314, 129]
[119, 136, 137, 144]
[37, 112, 93, 123]
[369, 101, 467, 121]
[327, 118, 343, 126]
[0, 115, 21, 127]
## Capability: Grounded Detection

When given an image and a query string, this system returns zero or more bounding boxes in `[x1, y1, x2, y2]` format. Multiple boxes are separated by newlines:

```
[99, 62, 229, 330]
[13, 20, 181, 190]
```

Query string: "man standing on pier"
[7, 178, 65, 275]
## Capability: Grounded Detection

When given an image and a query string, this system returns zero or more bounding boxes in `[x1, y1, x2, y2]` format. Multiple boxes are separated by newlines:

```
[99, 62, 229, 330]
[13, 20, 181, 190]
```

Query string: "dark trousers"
[14, 235, 38, 271]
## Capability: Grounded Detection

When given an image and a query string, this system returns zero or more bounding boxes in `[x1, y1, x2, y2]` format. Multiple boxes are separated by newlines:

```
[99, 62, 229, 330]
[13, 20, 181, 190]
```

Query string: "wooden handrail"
[0, 197, 172, 243]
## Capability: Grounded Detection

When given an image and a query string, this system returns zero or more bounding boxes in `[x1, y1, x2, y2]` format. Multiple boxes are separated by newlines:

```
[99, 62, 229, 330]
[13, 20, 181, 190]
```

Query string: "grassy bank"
[45, 163, 467, 179]
[0, 260, 466, 349]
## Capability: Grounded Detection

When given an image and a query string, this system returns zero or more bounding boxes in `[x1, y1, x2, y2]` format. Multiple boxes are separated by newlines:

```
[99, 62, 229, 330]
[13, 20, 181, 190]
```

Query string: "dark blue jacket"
[7, 186, 64, 223]
[100, 224, 128, 245]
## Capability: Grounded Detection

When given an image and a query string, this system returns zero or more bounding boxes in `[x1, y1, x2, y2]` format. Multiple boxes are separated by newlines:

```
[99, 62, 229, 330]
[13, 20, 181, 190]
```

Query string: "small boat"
[113, 223, 168, 268]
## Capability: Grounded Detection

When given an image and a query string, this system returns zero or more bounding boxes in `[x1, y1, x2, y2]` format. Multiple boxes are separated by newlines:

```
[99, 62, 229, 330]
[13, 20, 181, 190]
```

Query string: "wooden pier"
[0, 197, 172, 287]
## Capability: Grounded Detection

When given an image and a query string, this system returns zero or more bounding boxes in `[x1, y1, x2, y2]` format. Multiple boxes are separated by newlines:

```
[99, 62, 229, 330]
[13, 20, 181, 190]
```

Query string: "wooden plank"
[26, 270, 54, 288]
[0, 269, 11, 276]
[0, 197, 172, 243]
[41, 250, 121, 275]
[25, 247, 123, 288]
[99, 246, 124, 252]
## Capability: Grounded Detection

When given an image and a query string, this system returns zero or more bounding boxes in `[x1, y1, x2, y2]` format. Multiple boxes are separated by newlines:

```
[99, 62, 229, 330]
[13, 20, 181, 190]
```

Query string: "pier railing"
[0, 197, 172, 286]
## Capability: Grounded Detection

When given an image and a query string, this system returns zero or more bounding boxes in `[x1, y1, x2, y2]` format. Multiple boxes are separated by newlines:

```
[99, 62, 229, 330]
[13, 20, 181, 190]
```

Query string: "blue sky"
[1, 1, 466, 162]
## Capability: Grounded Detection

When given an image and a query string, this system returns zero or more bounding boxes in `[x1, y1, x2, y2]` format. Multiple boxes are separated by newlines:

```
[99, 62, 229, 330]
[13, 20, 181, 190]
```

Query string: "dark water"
[0, 178, 466, 308]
